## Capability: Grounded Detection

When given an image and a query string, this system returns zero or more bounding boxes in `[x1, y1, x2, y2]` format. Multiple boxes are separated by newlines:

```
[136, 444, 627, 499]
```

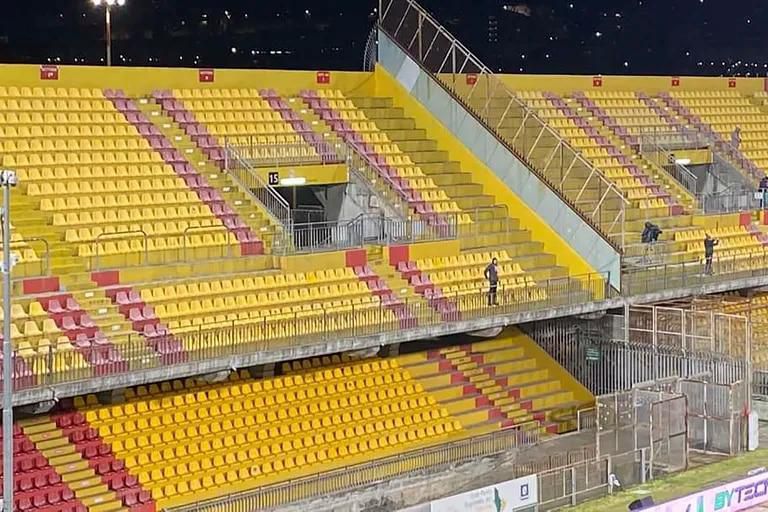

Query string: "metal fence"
[166, 424, 540, 512]
[5, 271, 611, 395]
[224, 138, 341, 167]
[621, 248, 768, 296]
[378, 0, 628, 249]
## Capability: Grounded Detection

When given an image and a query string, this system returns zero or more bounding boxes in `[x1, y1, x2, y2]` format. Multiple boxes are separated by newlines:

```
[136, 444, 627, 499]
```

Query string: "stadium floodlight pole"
[92, 0, 126, 67]
[1, 168, 17, 512]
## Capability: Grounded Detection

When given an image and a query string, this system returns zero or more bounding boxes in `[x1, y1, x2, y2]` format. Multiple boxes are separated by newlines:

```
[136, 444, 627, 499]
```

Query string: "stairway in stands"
[399, 333, 591, 436]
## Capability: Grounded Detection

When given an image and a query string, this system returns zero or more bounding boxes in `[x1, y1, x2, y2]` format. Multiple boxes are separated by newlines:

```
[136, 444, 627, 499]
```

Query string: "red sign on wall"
[40, 65, 59, 81]
[466, 73, 478, 85]
[592, 76, 603, 87]
[728, 78, 737, 88]
[198, 69, 215, 83]
[671, 76, 680, 87]
[316, 71, 331, 84]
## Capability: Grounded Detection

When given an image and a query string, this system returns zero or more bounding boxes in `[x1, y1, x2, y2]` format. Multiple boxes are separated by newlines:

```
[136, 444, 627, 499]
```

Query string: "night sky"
[0, 0, 765, 76]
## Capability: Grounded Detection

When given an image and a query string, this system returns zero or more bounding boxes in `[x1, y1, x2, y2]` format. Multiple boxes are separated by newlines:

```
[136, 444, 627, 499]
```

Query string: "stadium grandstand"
[1, 0, 768, 511]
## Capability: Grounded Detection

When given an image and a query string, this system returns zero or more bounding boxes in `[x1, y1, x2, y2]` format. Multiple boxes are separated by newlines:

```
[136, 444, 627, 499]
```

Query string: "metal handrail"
[378, 0, 629, 250]
[181, 225, 234, 261]
[166, 421, 541, 512]
[637, 136, 698, 195]
[223, 140, 292, 228]
[8, 270, 612, 397]
[224, 136, 338, 167]
[345, 146, 410, 220]
[22, 237, 51, 277]
[92, 230, 148, 270]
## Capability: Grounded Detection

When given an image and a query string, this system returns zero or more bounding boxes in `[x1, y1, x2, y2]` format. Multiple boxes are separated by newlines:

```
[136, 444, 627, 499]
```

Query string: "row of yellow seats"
[685, 236, 758, 252]
[194, 110, 284, 123]
[94, 371, 416, 425]
[627, 189, 654, 200]
[600, 166, 635, 179]
[166, 298, 389, 330]
[65, 220, 222, 242]
[386, 154, 415, 167]
[29, 177, 186, 197]
[591, 100, 647, 108]
[674, 226, 747, 241]
[206, 123, 297, 136]
[349, 121, 379, 133]
[0, 124, 136, 139]
[1, 137, 150, 153]
[149, 276, 369, 306]
[142, 268, 358, 302]
[0, 99, 112, 112]
[152, 286, 372, 318]
[54, 206, 213, 227]
[548, 118, 580, 130]
[359, 132, 391, 144]
[0, 86, 102, 98]
[171, 88, 279, 100]
[184, 99, 275, 111]
[694, 107, 760, 115]
[168, 305, 397, 335]
[18, 164, 174, 182]
[614, 177, 647, 189]
[7, 318, 60, 340]
[143, 419, 453, 505]
[580, 147, 612, 159]
[76, 235, 237, 257]
[417, 250, 512, 270]
[680, 99, 749, 107]
[0, 302, 47, 321]
[638, 198, 669, 210]
[429, 264, 525, 285]
[17, 337, 80, 357]
[420, 189, 450, 202]
[325, 99, 356, 110]
[107, 402, 445, 459]
[0, 112, 123, 125]
[117, 407, 448, 467]
[584, 91, 637, 99]
[671, 91, 741, 98]
[316, 89, 346, 99]
[41, 190, 200, 211]
[6, 151, 162, 168]
[516, 91, 544, 100]
[334, 109, 367, 121]
[6, 249, 39, 264]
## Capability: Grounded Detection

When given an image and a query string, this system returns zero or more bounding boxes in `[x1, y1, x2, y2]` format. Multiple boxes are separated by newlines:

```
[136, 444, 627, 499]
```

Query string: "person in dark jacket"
[641, 222, 662, 244]
[759, 176, 768, 209]
[484, 257, 499, 306]
[704, 234, 719, 275]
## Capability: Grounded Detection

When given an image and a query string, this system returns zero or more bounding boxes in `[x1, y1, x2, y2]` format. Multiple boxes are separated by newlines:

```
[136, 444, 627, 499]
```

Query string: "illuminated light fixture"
[279, 177, 306, 186]
[92, 0, 126, 66]
[675, 158, 691, 166]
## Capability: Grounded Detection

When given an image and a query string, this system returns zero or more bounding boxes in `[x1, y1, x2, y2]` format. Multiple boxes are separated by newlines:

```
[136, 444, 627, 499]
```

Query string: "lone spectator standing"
[731, 126, 742, 149]
[703, 234, 719, 275]
[759, 176, 768, 209]
[484, 257, 499, 306]
[641, 222, 662, 244]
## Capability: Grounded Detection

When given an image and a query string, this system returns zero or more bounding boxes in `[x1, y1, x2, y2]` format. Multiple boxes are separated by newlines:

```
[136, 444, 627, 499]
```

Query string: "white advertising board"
[430, 474, 538, 512]
[643, 470, 768, 512]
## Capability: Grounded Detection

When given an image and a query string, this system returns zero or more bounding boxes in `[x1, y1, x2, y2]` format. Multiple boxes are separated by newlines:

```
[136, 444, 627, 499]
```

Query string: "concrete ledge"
[12, 273, 768, 407]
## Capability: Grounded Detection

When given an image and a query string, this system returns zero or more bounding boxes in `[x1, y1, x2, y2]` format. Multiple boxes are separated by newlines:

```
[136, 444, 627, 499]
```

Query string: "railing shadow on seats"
[7, 271, 611, 395]
[378, 0, 629, 250]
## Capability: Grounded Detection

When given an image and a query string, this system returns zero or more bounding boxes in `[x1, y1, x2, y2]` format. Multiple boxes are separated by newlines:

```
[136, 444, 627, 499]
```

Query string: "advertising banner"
[644, 471, 768, 512]
[430, 475, 537, 512]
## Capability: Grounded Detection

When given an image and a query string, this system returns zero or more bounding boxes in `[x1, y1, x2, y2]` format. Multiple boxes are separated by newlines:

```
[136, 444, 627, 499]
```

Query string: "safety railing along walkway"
[378, 0, 629, 250]
[6, 272, 610, 396]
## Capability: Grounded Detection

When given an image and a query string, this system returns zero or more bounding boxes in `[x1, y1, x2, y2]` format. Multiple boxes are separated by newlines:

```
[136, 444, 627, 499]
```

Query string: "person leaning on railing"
[703, 234, 719, 276]
[484, 257, 499, 306]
